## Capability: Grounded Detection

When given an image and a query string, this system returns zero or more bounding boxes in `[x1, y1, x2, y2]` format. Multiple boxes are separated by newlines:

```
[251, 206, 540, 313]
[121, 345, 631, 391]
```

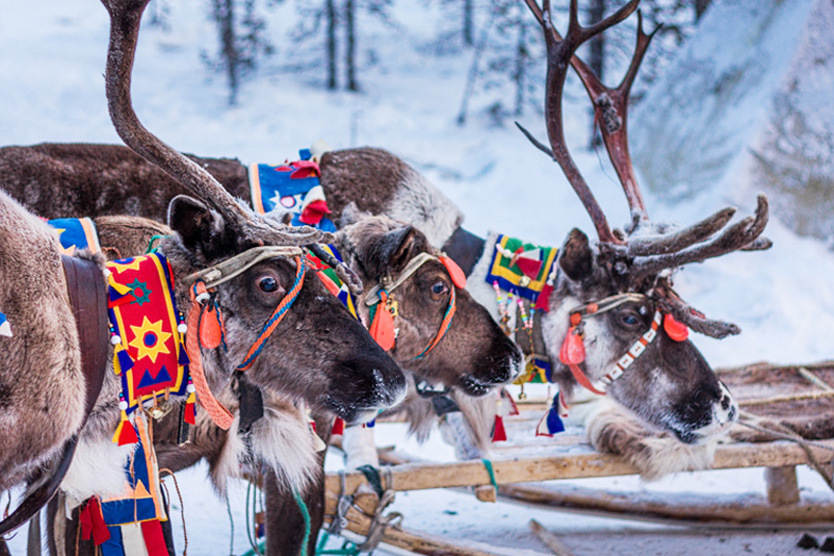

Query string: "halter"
[183, 246, 307, 429]
[364, 251, 463, 360]
[560, 292, 686, 396]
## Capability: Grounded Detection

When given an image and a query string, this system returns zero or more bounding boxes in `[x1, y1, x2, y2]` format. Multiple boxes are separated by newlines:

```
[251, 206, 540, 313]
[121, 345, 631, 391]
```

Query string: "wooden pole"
[501, 482, 834, 525]
[765, 466, 800, 506]
[325, 440, 834, 498]
[528, 520, 575, 556]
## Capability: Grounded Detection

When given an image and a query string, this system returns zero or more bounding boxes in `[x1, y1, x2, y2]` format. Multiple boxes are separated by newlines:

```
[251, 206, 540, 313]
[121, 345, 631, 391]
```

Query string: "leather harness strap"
[441, 226, 485, 278]
[0, 256, 109, 537]
[61, 255, 110, 416]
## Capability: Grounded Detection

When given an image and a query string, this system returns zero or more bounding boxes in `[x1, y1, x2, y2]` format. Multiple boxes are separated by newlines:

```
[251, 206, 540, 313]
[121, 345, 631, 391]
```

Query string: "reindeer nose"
[720, 394, 731, 410]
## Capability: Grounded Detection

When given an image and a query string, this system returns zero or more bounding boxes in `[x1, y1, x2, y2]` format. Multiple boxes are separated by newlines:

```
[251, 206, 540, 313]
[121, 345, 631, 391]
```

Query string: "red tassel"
[113, 409, 138, 446]
[331, 417, 345, 436]
[141, 519, 169, 556]
[663, 313, 689, 342]
[492, 414, 507, 442]
[369, 293, 396, 351]
[184, 400, 196, 426]
[559, 327, 586, 365]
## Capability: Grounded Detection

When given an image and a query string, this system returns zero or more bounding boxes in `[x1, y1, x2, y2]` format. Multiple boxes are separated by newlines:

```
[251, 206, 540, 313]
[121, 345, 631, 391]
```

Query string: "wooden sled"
[323, 362, 834, 555]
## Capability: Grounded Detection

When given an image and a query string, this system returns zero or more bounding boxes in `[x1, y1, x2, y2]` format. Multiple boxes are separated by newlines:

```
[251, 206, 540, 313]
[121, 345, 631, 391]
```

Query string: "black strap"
[236, 372, 265, 435]
[441, 226, 486, 278]
[356, 465, 385, 498]
[431, 395, 460, 416]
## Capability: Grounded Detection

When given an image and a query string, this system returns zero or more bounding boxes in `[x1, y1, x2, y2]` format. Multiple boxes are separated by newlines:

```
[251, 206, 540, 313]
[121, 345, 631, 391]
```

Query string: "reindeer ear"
[559, 228, 593, 282]
[383, 226, 420, 275]
[339, 202, 368, 227]
[167, 195, 235, 260]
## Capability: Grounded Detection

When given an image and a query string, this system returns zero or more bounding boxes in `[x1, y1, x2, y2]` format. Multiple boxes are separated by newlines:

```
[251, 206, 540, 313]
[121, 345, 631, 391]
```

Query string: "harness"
[363, 252, 465, 359]
[182, 245, 306, 430]
[560, 292, 688, 396]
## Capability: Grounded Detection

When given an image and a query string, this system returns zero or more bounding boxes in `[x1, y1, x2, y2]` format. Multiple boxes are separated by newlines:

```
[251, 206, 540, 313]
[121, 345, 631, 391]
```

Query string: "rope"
[244, 482, 261, 555]
[413, 286, 457, 360]
[186, 282, 234, 430]
[159, 468, 187, 556]
[316, 531, 361, 556]
[481, 459, 499, 489]
[224, 494, 234, 556]
[737, 411, 834, 491]
[237, 256, 306, 371]
[292, 488, 312, 556]
[145, 234, 168, 254]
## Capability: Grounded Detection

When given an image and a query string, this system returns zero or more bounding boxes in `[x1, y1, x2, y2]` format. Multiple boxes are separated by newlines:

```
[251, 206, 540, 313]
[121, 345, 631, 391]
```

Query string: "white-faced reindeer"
[0, 0, 408, 544]
[322, 0, 771, 477]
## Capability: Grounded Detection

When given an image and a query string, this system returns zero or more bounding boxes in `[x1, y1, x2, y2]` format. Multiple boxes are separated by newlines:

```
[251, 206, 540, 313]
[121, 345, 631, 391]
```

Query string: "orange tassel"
[439, 255, 467, 288]
[199, 304, 223, 350]
[663, 313, 689, 342]
[369, 292, 396, 351]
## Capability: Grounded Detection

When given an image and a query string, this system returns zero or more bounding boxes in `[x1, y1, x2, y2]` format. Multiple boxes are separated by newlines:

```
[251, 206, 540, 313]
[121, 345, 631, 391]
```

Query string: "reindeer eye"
[431, 281, 448, 295]
[621, 313, 640, 326]
[258, 276, 279, 293]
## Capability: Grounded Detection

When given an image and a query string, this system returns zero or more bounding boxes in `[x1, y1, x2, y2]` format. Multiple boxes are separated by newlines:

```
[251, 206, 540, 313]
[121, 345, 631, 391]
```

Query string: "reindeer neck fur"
[0, 192, 86, 491]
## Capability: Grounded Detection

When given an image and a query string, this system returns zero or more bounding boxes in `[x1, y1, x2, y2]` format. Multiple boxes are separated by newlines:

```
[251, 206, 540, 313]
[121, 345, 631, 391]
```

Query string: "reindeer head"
[520, 0, 771, 443]
[99, 0, 406, 425]
[338, 213, 522, 397]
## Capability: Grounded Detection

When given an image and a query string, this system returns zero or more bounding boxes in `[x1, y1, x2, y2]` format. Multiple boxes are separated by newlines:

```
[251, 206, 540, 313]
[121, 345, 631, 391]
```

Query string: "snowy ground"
[3, 0, 834, 554]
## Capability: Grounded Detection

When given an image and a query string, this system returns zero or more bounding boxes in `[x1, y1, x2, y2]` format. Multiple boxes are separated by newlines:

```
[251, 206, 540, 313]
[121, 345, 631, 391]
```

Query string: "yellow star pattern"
[108, 258, 143, 274]
[128, 316, 172, 364]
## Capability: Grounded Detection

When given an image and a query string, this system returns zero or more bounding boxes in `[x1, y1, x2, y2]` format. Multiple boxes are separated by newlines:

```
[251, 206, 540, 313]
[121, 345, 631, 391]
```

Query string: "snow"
[3, 0, 834, 553]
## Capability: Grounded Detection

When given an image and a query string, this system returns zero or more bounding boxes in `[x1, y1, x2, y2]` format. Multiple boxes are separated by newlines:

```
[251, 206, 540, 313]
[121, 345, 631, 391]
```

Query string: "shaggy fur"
[0, 191, 85, 492]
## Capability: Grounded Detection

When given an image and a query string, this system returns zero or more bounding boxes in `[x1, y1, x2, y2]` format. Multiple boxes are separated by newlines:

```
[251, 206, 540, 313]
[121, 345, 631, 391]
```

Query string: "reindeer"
[0, 0, 408, 544]
[26, 210, 518, 555]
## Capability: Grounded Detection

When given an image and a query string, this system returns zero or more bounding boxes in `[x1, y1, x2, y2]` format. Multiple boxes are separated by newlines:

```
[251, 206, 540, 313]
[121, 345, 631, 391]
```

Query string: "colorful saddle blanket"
[306, 244, 359, 319]
[249, 148, 337, 232]
[106, 253, 190, 417]
[49, 217, 101, 255]
[485, 234, 558, 311]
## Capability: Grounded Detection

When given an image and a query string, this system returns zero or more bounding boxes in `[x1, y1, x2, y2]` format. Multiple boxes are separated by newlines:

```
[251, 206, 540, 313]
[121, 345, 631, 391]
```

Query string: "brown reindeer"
[0, 0, 408, 544]
[32, 211, 518, 556]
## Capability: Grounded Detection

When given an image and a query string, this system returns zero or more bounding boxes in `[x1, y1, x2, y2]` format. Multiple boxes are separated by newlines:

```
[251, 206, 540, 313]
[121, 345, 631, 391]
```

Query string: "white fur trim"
[60, 438, 135, 508]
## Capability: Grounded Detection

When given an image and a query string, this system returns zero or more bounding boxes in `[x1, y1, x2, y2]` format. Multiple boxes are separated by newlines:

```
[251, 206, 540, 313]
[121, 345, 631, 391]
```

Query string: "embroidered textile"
[248, 149, 337, 232]
[485, 234, 558, 311]
[306, 244, 358, 319]
[107, 253, 189, 415]
[48, 217, 101, 256]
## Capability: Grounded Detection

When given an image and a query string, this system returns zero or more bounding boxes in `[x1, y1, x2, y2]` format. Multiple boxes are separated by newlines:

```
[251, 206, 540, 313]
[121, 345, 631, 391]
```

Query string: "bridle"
[559, 292, 688, 396]
[364, 251, 465, 360]
[182, 245, 307, 429]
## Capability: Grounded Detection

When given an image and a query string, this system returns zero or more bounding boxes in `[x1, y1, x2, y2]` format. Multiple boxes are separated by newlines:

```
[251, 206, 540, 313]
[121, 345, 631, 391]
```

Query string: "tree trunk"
[587, 0, 605, 146]
[695, 0, 712, 21]
[514, 13, 526, 117]
[327, 0, 338, 90]
[215, 0, 239, 105]
[463, 0, 474, 47]
[346, 0, 358, 91]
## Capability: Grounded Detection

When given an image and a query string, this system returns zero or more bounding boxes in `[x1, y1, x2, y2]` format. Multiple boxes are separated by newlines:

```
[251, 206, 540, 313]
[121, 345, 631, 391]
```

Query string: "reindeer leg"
[0, 538, 10, 556]
[264, 413, 331, 556]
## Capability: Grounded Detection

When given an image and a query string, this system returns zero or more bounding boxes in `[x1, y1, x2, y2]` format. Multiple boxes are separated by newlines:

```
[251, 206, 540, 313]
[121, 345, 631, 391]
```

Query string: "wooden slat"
[325, 440, 834, 498]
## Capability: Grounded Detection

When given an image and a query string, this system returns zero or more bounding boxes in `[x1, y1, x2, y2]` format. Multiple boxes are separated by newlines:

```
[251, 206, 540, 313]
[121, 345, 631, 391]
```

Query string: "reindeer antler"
[521, 1, 772, 338]
[100, 0, 331, 247]
[518, 0, 640, 245]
